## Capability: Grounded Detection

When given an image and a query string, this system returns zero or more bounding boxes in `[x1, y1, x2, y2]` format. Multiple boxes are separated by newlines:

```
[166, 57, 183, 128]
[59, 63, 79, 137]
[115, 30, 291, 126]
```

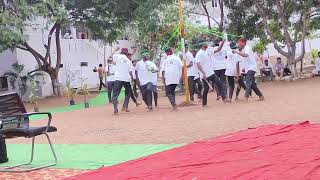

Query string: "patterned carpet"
[0, 168, 87, 180]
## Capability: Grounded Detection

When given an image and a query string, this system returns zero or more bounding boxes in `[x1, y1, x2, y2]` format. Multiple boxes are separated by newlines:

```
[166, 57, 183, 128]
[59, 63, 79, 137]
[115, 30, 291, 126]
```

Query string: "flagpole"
[178, 0, 190, 104]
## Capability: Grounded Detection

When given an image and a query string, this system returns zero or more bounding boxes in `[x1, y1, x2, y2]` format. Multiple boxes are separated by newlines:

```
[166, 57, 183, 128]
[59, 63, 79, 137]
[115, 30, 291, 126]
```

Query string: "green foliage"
[225, 0, 320, 42]
[4, 63, 43, 98]
[0, 0, 69, 52]
[253, 40, 268, 54]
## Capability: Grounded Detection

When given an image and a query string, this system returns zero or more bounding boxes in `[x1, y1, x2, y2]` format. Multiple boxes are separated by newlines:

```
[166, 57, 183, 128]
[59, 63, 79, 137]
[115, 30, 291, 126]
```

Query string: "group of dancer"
[103, 37, 265, 115]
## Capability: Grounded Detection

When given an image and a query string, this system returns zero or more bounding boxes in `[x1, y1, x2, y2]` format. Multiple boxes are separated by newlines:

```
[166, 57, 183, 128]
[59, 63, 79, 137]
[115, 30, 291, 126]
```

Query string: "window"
[0, 76, 8, 91]
[212, 0, 218, 7]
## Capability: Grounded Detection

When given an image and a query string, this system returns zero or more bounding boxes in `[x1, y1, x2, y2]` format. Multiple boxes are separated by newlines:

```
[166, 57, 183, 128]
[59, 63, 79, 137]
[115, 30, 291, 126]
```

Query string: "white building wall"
[15, 37, 134, 97]
[4, 18, 135, 98]
[0, 49, 17, 76]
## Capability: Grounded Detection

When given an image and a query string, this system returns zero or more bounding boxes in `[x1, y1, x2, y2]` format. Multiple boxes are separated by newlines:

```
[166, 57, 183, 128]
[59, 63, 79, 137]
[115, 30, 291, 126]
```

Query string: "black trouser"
[188, 76, 195, 100]
[132, 79, 139, 98]
[130, 85, 138, 104]
[107, 81, 114, 103]
[202, 74, 226, 106]
[99, 78, 106, 90]
[227, 76, 235, 99]
[166, 84, 177, 107]
[112, 80, 131, 113]
[235, 75, 247, 98]
[194, 78, 203, 98]
[245, 71, 263, 98]
[152, 85, 158, 107]
[153, 92, 158, 107]
[214, 69, 227, 97]
[140, 82, 153, 107]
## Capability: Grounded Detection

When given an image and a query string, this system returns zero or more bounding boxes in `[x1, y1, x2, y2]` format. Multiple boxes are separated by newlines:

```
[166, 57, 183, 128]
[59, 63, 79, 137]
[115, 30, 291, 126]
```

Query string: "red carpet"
[66, 121, 320, 180]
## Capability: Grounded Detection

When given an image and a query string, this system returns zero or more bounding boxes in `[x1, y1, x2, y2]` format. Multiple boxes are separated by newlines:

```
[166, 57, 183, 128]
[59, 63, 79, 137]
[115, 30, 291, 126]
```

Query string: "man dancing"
[232, 38, 264, 101]
[112, 48, 133, 115]
[161, 48, 183, 110]
[195, 41, 228, 107]
[135, 52, 158, 111]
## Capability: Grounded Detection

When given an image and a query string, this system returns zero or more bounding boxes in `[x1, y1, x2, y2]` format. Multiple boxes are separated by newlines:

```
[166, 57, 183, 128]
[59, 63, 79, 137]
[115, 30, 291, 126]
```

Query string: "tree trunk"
[54, 24, 62, 96]
[218, 0, 224, 32]
[201, 1, 212, 30]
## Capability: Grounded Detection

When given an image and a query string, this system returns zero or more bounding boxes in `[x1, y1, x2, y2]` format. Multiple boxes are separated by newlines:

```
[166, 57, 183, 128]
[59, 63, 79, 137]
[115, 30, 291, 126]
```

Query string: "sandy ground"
[24, 93, 99, 112]
[8, 77, 320, 145]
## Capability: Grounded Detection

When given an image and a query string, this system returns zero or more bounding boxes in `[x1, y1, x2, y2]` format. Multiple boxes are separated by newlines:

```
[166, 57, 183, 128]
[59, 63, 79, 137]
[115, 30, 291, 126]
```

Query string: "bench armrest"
[0, 112, 52, 133]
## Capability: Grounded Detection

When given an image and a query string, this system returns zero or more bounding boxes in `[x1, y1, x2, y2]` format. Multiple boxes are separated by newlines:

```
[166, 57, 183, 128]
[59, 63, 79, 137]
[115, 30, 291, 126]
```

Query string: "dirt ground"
[8, 77, 320, 145]
[24, 93, 99, 111]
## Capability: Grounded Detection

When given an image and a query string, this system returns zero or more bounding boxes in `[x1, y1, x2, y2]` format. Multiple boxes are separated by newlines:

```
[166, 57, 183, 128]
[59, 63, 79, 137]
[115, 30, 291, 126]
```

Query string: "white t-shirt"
[152, 72, 158, 85]
[162, 55, 183, 85]
[315, 58, 320, 71]
[130, 65, 137, 80]
[106, 64, 115, 82]
[136, 60, 158, 86]
[242, 45, 257, 72]
[186, 51, 198, 77]
[195, 49, 215, 79]
[113, 54, 132, 82]
[212, 45, 228, 70]
[225, 50, 241, 77]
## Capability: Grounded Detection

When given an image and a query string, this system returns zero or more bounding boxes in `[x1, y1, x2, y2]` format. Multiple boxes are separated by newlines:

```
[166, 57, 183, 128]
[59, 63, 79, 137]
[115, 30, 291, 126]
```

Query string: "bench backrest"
[0, 93, 29, 129]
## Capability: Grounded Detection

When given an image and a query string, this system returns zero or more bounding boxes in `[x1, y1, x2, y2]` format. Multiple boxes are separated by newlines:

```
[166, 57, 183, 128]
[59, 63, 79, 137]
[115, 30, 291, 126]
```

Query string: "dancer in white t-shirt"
[225, 42, 241, 100]
[186, 45, 198, 101]
[106, 58, 115, 103]
[136, 52, 158, 111]
[161, 48, 183, 110]
[112, 48, 134, 115]
[195, 41, 229, 106]
[211, 39, 228, 100]
[232, 38, 264, 101]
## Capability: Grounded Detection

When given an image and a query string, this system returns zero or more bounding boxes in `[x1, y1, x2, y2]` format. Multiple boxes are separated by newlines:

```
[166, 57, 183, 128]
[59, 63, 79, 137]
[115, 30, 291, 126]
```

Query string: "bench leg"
[4, 137, 35, 169]
[0, 133, 58, 173]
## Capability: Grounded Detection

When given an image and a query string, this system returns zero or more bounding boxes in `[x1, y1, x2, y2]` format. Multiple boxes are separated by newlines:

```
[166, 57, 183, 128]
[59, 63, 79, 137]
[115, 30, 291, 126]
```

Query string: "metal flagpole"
[178, 0, 190, 104]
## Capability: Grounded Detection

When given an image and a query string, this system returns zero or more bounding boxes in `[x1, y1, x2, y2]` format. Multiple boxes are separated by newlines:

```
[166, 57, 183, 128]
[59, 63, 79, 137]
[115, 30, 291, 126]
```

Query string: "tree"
[225, 0, 320, 77]
[0, 0, 144, 95]
[130, 2, 180, 60]
[1, 0, 69, 95]
[186, 0, 226, 31]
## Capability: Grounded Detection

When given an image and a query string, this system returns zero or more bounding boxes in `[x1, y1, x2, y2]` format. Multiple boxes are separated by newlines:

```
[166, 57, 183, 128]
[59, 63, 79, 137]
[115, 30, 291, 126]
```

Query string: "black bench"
[0, 92, 58, 172]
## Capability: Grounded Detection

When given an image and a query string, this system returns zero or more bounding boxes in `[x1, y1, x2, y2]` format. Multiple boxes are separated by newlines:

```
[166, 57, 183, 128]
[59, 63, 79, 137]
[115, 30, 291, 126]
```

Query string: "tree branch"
[179, 4, 219, 27]
[23, 42, 46, 62]
[44, 23, 58, 63]
[200, 1, 212, 30]
[276, 0, 294, 51]
[257, 4, 289, 57]
[295, 12, 308, 62]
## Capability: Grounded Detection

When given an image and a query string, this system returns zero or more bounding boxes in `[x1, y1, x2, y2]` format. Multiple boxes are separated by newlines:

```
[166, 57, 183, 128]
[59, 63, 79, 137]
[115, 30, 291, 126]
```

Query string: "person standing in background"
[97, 64, 106, 90]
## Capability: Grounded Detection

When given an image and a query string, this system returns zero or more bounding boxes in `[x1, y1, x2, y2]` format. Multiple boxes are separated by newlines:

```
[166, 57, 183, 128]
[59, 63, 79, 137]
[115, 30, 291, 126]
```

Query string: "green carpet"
[30, 91, 124, 120]
[0, 144, 181, 170]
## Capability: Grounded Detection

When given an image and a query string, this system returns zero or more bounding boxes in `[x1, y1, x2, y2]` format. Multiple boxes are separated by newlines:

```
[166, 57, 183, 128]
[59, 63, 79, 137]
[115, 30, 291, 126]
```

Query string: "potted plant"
[29, 80, 40, 112]
[77, 84, 90, 108]
[63, 64, 77, 105]
[65, 83, 76, 105]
